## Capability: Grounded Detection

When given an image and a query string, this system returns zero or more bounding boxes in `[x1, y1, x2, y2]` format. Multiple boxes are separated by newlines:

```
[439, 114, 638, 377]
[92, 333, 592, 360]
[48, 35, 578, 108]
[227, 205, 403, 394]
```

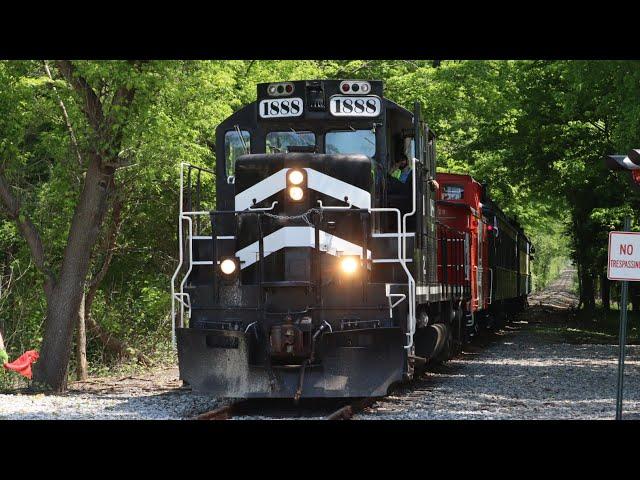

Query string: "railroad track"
[194, 397, 378, 420]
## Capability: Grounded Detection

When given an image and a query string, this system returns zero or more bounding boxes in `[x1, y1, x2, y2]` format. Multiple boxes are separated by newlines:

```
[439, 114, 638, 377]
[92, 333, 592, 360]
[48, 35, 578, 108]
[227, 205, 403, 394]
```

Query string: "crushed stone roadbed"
[356, 327, 640, 419]
[0, 367, 223, 420]
[356, 269, 640, 420]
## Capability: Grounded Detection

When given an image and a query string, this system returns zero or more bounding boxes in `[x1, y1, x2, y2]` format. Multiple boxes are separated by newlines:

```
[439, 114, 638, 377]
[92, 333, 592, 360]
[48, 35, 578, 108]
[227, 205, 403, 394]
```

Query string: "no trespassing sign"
[608, 231, 640, 281]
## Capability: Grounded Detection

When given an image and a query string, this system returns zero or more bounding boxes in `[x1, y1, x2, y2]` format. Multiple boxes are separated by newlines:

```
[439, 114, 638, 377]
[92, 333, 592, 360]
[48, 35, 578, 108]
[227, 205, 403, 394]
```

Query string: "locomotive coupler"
[269, 315, 312, 360]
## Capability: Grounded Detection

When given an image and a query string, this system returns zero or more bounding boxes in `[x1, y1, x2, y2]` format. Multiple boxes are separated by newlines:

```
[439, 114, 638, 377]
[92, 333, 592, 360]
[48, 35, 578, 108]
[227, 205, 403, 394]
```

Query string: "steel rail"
[324, 398, 377, 420]
[194, 401, 248, 420]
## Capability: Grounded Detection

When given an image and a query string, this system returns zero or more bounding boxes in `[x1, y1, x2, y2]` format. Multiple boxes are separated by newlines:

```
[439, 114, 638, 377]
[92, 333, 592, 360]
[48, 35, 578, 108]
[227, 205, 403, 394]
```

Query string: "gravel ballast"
[356, 327, 640, 420]
[0, 390, 222, 420]
[357, 269, 640, 420]
[0, 367, 224, 420]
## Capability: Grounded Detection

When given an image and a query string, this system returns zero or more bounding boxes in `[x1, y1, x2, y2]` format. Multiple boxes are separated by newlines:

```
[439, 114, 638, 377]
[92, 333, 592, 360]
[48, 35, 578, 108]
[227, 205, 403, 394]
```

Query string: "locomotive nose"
[234, 152, 372, 289]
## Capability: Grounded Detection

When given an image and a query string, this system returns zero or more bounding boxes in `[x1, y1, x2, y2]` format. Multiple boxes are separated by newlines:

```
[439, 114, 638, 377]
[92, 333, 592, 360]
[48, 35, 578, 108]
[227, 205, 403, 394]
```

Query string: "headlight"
[220, 258, 237, 275]
[288, 169, 304, 185]
[340, 256, 359, 275]
[288, 186, 304, 201]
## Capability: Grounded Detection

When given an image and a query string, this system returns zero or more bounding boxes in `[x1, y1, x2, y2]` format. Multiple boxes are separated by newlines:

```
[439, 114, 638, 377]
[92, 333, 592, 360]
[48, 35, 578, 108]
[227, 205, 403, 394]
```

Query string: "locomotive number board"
[329, 95, 381, 117]
[259, 98, 304, 118]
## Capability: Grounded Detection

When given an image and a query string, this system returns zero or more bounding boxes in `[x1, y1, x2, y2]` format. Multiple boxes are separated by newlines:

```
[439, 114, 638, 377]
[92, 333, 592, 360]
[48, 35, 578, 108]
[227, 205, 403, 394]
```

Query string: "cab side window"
[404, 137, 415, 162]
[224, 130, 250, 178]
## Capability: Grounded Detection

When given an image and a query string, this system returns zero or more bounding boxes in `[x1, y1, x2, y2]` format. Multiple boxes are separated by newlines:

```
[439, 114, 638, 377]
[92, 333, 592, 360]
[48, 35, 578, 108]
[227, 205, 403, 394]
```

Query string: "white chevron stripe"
[234, 169, 287, 211]
[304, 168, 371, 208]
[234, 168, 371, 211]
[235, 226, 371, 269]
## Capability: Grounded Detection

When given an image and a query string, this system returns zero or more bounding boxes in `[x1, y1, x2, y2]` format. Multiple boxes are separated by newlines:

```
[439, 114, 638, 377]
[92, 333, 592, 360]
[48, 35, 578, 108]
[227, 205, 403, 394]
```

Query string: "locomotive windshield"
[325, 129, 376, 157]
[266, 130, 315, 153]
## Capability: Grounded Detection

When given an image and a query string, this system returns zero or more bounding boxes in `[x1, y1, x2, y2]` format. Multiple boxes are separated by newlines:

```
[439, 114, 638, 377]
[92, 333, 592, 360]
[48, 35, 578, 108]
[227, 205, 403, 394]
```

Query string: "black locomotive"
[171, 79, 532, 398]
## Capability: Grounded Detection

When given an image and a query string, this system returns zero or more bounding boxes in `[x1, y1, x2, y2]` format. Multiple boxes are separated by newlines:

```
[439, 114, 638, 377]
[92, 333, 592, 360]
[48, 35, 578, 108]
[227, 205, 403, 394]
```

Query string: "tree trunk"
[33, 158, 113, 392]
[575, 262, 583, 310]
[631, 283, 640, 312]
[580, 270, 596, 317]
[601, 275, 610, 311]
[76, 292, 88, 381]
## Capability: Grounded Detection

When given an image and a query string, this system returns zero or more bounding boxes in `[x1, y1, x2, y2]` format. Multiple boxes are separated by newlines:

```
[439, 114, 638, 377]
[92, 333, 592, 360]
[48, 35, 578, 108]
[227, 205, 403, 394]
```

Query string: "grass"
[78, 339, 176, 380]
[529, 305, 640, 345]
[1, 337, 177, 393]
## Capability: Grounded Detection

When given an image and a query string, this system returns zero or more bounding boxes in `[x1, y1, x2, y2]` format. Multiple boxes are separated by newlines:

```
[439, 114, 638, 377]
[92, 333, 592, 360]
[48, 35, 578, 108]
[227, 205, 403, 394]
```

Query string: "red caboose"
[436, 173, 490, 324]
[436, 172, 533, 332]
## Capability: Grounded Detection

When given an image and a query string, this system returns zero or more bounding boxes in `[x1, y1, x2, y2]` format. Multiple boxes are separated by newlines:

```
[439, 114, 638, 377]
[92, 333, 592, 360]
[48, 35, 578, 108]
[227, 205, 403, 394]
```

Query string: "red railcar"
[436, 172, 531, 331]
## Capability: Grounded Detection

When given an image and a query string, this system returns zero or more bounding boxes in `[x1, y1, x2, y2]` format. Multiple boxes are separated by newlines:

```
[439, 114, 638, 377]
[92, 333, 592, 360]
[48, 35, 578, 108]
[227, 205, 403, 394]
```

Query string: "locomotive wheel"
[452, 306, 464, 355]
[431, 301, 455, 364]
[494, 311, 508, 330]
[431, 323, 453, 364]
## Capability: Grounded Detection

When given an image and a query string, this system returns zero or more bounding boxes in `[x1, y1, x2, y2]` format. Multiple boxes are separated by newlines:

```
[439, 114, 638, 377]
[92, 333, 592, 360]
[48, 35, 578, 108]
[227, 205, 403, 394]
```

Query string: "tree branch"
[104, 85, 136, 165]
[85, 315, 151, 366]
[44, 61, 83, 167]
[55, 60, 105, 135]
[244, 60, 256, 78]
[0, 170, 55, 292]
[588, 120, 607, 135]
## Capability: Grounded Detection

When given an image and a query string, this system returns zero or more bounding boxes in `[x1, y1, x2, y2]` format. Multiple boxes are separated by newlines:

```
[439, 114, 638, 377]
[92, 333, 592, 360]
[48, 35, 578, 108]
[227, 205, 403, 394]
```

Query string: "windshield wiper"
[348, 124, 376, 149]
[234, 124, 249, 154]
[290, 128, 313, 146]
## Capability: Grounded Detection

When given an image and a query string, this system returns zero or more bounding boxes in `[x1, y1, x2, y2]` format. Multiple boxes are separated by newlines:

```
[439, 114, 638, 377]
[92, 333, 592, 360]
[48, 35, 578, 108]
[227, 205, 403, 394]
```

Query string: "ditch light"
[340, 256, 359, 275]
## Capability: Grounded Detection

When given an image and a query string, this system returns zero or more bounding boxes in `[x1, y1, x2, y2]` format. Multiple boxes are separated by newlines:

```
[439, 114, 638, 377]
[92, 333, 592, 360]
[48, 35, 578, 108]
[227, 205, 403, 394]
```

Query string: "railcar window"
[325, 130, 376, 157]
[266, 131, 315, 153]
[224, 130, 250, 178]
[442, 185, 464, 200]
[404, 137, 415, 159]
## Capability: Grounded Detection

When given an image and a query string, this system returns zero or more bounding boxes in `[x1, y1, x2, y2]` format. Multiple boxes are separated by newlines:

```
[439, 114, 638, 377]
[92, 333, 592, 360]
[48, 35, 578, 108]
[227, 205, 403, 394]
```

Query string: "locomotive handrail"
[249, 201, 278, 211]
[171, 163, 195, 347]
[184, 163, 215, 175]
[371, 205, 414, 349]
[178, 215, 194, 326]
[385, 283, 407, 314]
[316, 199, 353, 210]
[399, 157, 418, 349]
[172, 162, 221, 347]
